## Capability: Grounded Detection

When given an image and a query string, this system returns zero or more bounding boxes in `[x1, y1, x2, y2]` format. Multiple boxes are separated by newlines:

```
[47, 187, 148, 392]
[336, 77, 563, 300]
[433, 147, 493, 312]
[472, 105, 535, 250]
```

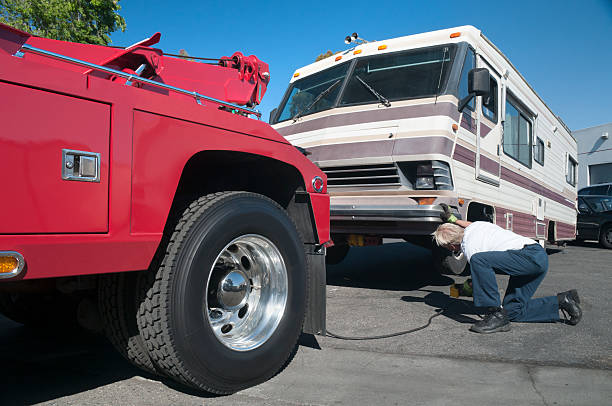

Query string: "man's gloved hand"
[439, 203, 457, 223]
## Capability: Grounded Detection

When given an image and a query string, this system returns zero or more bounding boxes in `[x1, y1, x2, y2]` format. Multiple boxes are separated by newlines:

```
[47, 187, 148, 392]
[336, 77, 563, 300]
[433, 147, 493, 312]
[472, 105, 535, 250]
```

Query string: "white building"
[575, 122, 612, 190]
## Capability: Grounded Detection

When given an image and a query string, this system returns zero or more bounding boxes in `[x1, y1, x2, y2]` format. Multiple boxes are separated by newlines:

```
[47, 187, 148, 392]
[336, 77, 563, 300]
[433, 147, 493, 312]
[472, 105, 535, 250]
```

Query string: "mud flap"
[303, 244, 326, 335]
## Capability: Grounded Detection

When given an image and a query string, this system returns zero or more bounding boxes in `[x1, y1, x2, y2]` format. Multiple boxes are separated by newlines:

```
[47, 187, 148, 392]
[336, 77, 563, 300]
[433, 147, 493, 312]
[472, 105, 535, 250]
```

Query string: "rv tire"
[433, 246, 468, 275]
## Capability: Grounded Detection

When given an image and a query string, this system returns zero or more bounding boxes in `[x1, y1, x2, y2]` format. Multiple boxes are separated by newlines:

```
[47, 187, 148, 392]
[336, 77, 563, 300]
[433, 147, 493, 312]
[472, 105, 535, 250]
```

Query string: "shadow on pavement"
[402, 291, 479, 324]
[326, 242, 454, 291]
[0, 318, 141, 405]
[0, 317, 323, 404]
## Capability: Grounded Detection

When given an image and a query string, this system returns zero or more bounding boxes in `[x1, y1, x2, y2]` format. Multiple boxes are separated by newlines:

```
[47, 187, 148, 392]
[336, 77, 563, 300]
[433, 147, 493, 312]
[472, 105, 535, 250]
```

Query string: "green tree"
[0, 0, 126, 45]
[315, 50, 334, 62]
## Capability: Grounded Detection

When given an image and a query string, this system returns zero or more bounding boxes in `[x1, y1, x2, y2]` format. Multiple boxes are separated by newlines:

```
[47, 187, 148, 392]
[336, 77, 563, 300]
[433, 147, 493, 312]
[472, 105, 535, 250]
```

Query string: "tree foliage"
[0, 0, 126, 45]
[315, 50, 334, 62]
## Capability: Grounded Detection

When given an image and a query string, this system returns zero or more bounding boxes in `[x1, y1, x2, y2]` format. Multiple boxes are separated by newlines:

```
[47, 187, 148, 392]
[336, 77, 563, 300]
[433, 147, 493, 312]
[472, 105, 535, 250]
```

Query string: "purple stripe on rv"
[480, 123, 492, 137]
[556, 222, 576, 239]
[479, 154, 499, 175]
[493, 208, 575, 240]
[306, 138, 574, 210]
[536, 222, 547, 237]
[460, 114, 475, 134]
[500, 167, 575, 209]
[453, 144, 575, 209]
[495, 208, 536, 237]
[307, 137, 454, 162]
[275, 102, 496, 138]
[275, 102, 494, 138]
[452, 143, 476, 167]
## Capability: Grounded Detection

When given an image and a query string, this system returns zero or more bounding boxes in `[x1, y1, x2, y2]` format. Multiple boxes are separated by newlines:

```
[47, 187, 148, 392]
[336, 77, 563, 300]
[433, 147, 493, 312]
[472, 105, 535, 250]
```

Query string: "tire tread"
[136, 191, 306, 394]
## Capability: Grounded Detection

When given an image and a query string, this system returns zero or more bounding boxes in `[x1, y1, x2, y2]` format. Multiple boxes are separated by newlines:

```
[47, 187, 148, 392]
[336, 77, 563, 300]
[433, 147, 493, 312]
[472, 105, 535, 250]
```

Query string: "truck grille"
[321, 163, 401, 187]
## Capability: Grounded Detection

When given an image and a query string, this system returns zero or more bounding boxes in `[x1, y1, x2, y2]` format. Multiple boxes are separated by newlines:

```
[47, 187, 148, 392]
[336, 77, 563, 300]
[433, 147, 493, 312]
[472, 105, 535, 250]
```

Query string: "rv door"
[474, 56, 501, 186]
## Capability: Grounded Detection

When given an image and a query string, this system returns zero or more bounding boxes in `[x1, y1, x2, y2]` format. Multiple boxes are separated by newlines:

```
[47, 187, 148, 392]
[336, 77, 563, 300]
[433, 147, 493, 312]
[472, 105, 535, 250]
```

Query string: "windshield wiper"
[292, 79, 342, 122]
[434, 47, 449, 104]
[355, 75, 391, 107]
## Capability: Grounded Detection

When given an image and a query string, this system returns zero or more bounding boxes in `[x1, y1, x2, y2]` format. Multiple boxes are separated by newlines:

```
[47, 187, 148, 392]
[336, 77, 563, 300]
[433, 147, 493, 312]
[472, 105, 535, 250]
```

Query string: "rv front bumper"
[330, 204, 447, 236]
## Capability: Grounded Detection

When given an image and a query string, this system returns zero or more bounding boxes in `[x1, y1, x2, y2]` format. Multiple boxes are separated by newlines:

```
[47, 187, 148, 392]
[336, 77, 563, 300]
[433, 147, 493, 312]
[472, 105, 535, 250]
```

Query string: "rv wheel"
[432, 245, 468, 275]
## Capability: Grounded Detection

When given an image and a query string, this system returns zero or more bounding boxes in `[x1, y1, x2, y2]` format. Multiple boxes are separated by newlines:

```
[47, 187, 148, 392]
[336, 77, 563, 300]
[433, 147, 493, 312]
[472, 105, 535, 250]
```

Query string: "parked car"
[579, 183, 612, 196]
[577, 195, 612, 248]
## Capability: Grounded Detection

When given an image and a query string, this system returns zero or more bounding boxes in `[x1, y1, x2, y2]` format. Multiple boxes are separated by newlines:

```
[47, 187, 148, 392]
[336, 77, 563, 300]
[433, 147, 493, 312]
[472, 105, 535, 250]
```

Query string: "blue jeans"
[469, 244, 560, 322]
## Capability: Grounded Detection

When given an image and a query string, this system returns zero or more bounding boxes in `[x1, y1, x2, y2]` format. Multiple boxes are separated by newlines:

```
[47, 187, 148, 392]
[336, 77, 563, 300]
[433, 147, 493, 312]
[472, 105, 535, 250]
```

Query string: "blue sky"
[110, 0, 612, 131]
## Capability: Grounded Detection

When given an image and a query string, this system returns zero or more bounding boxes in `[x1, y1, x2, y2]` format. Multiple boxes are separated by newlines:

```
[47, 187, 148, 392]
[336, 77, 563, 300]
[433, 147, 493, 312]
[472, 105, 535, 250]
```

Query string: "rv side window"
[458, 48, 475, 111]
[482, 76, 498, 123]
[534, 137, 545, 165]
[503, 97, 532, 168]
[566, 156, 577, 186]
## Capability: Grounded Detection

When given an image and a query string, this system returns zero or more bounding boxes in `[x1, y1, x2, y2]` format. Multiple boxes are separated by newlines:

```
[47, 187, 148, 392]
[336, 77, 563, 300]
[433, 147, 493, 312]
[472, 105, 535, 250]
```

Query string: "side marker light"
[0, 252, 25, 279]
[312, 176, 325, 193]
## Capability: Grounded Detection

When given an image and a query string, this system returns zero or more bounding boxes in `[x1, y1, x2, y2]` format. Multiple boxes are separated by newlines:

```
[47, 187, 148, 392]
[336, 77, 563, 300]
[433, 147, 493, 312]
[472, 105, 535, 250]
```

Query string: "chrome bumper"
[331, 204, 444, 222]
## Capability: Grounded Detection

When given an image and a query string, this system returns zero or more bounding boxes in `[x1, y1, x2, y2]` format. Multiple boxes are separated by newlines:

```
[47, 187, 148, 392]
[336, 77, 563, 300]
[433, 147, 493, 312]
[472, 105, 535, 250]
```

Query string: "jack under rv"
[271, 26, 577, 274]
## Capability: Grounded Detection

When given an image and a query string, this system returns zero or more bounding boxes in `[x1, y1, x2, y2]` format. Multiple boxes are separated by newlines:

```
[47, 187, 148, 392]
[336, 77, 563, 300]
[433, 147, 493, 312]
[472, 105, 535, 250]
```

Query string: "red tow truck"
[0, 23, 329, 394]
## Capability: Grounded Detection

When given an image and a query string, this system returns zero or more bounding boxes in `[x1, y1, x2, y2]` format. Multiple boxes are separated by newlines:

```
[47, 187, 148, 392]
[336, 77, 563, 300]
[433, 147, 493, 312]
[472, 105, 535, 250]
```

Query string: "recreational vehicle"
[270, 26, 577, 273]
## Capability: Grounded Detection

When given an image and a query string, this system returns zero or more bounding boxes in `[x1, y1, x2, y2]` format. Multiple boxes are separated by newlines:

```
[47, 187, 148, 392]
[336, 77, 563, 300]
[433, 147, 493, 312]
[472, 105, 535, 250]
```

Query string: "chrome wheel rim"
[205, 234, 288, 351]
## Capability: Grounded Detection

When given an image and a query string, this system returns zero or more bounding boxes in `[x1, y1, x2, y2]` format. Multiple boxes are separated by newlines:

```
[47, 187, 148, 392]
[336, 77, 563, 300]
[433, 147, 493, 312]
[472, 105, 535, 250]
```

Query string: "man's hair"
[433, 223, 464, 246]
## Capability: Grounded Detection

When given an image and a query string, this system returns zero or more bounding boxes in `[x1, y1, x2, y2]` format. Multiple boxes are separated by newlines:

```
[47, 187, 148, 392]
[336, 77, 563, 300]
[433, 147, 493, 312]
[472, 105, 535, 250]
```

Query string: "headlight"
[415, 163, 434, 189]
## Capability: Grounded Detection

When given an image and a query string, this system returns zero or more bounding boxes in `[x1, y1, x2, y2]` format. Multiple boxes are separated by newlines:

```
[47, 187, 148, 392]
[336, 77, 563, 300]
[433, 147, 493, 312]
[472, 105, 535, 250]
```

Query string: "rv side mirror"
[458, 68, 491, 112]
[269, 107, 278, 123]
[468, 68, 490, 96]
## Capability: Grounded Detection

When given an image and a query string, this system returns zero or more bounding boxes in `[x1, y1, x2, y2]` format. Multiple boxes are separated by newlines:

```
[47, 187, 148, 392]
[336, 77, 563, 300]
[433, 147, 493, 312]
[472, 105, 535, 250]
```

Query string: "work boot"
[470, 307, 511, 334]
[558, 289, 582, 325]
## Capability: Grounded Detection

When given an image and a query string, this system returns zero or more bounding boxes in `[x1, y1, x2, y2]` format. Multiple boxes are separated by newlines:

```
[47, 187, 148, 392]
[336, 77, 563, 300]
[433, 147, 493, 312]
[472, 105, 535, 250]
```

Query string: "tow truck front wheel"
[136, 192, 307, 394]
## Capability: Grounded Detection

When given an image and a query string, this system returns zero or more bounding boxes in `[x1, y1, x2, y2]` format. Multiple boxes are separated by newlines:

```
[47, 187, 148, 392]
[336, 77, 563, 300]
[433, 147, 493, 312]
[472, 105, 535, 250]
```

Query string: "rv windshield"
[339, 44, 456, 106]
[275, 62, 350, 123]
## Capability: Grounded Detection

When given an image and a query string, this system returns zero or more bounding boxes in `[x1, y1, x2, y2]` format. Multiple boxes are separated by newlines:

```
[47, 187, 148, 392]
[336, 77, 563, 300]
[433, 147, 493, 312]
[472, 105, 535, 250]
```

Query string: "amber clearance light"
[0, 252, 25, 279]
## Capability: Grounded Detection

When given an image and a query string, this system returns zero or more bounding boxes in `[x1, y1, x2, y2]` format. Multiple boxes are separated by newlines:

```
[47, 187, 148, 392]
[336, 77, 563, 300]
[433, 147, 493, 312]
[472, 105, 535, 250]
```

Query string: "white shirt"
[461, 221, 537, 262]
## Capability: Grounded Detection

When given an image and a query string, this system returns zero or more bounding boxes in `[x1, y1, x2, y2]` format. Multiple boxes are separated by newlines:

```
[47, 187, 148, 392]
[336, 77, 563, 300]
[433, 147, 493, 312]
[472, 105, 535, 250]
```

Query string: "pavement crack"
[526, 366, 550, 406]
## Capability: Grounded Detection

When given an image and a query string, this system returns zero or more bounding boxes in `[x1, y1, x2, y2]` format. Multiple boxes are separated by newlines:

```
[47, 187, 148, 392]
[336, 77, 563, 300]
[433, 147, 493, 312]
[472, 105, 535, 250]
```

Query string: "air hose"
[325, 308, 445, 340]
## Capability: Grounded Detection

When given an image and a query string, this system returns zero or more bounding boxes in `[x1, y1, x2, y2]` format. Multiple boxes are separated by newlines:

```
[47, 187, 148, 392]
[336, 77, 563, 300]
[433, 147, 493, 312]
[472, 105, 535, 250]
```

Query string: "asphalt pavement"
[0, 242, 610, 405]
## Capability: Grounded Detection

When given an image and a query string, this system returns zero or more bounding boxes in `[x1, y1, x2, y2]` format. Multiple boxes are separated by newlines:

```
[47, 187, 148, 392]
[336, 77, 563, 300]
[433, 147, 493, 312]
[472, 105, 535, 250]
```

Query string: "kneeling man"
[434, 204, 582, 333]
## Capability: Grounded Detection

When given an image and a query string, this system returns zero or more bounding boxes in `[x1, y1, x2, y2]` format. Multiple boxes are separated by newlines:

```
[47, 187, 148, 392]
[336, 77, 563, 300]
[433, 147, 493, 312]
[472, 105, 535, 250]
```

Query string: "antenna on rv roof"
[344, 32, 369, 45]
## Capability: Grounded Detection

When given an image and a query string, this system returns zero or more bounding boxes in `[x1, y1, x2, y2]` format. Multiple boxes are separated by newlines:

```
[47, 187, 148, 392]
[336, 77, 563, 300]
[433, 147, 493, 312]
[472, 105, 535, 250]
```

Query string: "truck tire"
[136, 191, 308, 394]
[600, 224, 612, 249]
[325, 244, 350, 265]
[98, 272, 157, 375]
[0, 292, 79, 328]
[432, 245, 468, 275]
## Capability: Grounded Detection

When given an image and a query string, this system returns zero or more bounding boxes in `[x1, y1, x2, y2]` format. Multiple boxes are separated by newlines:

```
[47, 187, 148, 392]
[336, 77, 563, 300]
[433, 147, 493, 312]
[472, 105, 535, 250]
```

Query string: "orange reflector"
[378, 45, 387, 50]
[416, 197, 436, 205]
[458, 198, 465, 206]
[353, 49, 362, 55]
[452, 123, 459, 132]
[450, 32, 461, 38]
[293, 72, 300, 78]
[0, 256, 19, 274]
[335, 55, 342, 61]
